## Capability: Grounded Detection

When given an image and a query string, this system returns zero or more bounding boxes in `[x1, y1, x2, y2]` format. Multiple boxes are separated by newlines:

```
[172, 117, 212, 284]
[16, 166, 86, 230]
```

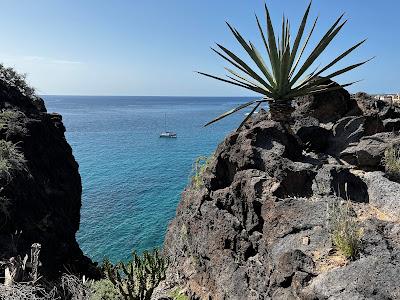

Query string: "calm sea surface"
[43, 96, 254, 262]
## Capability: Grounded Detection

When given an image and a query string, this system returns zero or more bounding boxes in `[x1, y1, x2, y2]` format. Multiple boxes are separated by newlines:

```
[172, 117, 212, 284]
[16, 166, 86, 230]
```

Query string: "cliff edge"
[0, 70, 96, 278]
[164, 90, 400, 299]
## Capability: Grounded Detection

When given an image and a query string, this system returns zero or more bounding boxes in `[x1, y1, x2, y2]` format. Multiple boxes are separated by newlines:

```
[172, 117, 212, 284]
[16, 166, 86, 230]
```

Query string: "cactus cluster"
[103, 249, 168, 300]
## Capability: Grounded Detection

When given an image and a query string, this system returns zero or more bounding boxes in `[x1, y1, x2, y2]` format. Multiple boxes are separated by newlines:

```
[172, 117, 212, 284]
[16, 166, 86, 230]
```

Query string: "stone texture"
[340, 132, 400, 168]
[163, 89, 400, 299]
[0, 79, 98, 278]
[359, 171, 400, 218]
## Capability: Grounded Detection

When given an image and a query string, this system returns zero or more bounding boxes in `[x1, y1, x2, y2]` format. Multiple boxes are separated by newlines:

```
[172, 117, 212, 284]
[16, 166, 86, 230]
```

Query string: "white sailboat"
[160, 113, 177, 138]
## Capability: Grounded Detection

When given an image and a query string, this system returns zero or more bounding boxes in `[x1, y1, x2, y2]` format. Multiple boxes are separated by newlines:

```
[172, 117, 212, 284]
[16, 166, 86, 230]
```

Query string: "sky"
[0, 0, 398, 96]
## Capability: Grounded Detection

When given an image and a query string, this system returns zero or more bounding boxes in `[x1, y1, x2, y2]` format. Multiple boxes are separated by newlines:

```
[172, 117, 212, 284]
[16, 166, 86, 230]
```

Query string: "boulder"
[340, 132, 400, 168]
[359, 171, 400, 218]
[293, 78, 354, 123]
[327, 116, 384, 155]
[383, 118, 400, 132]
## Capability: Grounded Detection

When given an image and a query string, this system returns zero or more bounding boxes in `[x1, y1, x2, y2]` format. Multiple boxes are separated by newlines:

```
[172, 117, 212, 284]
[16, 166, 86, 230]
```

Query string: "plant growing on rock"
[170, 288, 190, 300]
[91, 279, 121, 300]
[0, 64, 36, 98]
[383, 146, 400, 181]
[327, 200, 363, 260]
[191, 155, 212, 189]
[0, 140, 26, 181]
[0, 110, 27, 138]
[199, 2, 370, 130]
[103, 249, 168, 300]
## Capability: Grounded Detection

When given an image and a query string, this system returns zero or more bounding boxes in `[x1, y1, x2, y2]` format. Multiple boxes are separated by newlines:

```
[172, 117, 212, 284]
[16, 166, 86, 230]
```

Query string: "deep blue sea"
[43, 96, 250, 263]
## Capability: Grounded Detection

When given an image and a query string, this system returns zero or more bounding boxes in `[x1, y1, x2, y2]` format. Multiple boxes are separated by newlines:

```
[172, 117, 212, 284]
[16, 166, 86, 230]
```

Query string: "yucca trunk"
[269, 100, 294, 123]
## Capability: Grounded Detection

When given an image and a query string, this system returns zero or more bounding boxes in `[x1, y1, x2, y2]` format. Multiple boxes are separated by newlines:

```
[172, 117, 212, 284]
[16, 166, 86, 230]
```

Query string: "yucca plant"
[199, 2, 371, 130]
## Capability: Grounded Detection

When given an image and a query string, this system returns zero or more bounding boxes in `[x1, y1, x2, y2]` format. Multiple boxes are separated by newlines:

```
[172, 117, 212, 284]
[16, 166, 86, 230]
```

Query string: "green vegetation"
[0, 140, 26, 181]
[170, 288, 190, 300]
[383, 146, 400, 181]
[0, 64, 36, 98]
[91, 279, 121, 300]
[103, 249, 168, 300]
[191, 156, 212, 189]
[0, 109, 27, 137]
[199, 2, 370, 128]
[327, 200, 363, 260]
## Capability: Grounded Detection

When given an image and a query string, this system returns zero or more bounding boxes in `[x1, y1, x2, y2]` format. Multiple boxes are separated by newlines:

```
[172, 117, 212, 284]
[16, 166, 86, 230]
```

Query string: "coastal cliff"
[0, 74, 96, 278]
[163, 89, 400, 299]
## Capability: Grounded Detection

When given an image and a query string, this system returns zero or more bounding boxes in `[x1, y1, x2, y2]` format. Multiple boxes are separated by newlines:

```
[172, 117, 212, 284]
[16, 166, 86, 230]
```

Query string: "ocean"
[43, 96, 253, 263]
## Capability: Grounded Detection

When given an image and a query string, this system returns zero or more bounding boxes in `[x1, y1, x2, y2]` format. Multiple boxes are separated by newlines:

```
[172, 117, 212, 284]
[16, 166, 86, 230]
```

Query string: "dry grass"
[327, 200, 363, 260]
[0, 140, 26, 181]
[0, 283, 58, 300]
[383, 146, 400, 181]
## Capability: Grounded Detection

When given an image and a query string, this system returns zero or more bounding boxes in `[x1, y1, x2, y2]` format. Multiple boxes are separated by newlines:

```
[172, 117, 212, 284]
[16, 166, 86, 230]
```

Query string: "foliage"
[0, 140, 26, 181]
[0, 109, 27, 138]
[327, 200, 363, 260]
[91, 279, 121, 300]
[199, 2, 370, 128]
[103, 249, 168, 300]
[0, 64, 36, 98]
[59, 274, 92, 300]
[383, 146, 400, 181]
[170, 288, 190, 300]
[191, 156, 211, 189]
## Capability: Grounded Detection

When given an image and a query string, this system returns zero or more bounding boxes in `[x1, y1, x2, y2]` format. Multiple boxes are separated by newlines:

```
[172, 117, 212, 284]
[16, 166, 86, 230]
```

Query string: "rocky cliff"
[164, 90, 400, 299]
[0, 76, 96, 278]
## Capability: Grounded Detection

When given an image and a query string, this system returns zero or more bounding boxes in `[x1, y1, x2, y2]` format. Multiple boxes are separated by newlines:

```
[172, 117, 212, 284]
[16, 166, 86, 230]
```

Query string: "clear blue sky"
[0, 0, 398, 96]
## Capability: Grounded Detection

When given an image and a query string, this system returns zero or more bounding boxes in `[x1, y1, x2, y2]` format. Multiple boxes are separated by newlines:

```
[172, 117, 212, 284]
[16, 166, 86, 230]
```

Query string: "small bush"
[191, 155, 212, 189]
[0, 110, 27, 138]
[327, 200, 363, 260]
[91, 279, 121, 300]
[103, 249, 168, 300]
[0, 64, 36, 98]
[170, 288, 190, 300]
[383, 146, 400, 181]
[0, 140, 26, 181]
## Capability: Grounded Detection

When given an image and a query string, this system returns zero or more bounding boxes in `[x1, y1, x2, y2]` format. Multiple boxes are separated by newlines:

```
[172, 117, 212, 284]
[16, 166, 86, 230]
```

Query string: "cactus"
[103, 249, 168, 300]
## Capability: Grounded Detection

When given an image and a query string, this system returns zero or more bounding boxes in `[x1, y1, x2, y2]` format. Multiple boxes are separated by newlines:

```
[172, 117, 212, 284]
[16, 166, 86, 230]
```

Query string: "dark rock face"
[164, 89, 400, 299]
[292, 79, 353, 123]
[340, 132, 400, 168]
[0, 82, 97, 278]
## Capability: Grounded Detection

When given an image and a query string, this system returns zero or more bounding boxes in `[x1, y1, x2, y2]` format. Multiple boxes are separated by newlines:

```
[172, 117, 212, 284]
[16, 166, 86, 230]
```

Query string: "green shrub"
[0, 140, 26, 181]
[327, 200, 363, 260]
[191, 155, 212, 189]
[170, 288, 190, 300]
[103, 249, 168, 300]
[383, 146, 400, 181]
[0, 109, 27, 137]
[0, 64, 36, 98]
[91, 279, 121, 300]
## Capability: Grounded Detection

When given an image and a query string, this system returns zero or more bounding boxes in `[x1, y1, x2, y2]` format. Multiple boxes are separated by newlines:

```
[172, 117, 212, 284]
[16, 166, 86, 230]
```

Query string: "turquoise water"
[43, 96, 249, 262]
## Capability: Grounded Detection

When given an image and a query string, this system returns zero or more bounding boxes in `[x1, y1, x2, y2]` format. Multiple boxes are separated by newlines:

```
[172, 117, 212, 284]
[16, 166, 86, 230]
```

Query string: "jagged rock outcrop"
[163, 90, 400, 299]
[0, 78, 97, 278]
